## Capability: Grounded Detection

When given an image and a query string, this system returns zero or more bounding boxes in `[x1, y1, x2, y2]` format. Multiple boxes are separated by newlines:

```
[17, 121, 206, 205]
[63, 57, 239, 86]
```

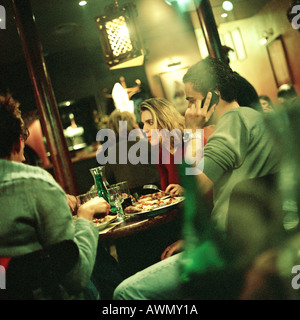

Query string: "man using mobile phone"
[183, 57, 280, 231]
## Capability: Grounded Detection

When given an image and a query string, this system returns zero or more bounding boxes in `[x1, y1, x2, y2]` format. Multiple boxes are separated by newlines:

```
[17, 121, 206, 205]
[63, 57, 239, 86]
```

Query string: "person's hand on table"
[66, 194, 77, 212]
[165, 184, 184, 197]
[77, 197, 110, 221]
[161, 240, 184, 260]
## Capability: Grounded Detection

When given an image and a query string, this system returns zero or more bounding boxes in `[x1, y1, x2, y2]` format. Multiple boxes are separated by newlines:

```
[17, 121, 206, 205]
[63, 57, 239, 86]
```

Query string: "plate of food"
[92, 214, 118, 230]
[73, 214, 117, 231]
[124, 191, 184, 217]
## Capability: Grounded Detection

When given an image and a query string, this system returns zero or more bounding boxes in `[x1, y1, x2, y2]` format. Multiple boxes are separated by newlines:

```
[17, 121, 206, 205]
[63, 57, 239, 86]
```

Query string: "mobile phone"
[201, 90, 220, 111]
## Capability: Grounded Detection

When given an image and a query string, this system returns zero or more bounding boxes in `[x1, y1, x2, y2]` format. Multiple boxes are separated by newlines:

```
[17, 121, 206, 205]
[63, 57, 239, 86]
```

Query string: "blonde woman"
[140, 98, 185, 196]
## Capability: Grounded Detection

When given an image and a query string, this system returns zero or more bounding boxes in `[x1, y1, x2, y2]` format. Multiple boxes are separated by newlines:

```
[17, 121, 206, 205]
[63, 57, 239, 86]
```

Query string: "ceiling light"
[221, 13, 228, 18]
[222, 1, 234, 11]
[79, 1, 87, 6]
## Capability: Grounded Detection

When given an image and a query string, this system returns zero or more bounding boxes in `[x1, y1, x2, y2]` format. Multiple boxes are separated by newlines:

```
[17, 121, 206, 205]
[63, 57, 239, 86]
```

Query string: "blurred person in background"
[277, 83, 298, 105]
[102, 109, 160, 195]
[259, 95, 274, 113]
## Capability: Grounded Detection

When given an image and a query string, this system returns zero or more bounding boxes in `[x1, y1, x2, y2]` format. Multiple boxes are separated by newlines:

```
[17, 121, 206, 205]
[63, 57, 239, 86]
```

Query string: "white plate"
[73, 214, 117, 231]
[93, 215, 118, 230]
[125, 196, 185, 217]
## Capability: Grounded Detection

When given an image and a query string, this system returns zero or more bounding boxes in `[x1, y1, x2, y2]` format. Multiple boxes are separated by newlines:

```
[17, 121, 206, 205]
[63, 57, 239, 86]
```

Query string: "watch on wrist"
[183, 132, 203, 143]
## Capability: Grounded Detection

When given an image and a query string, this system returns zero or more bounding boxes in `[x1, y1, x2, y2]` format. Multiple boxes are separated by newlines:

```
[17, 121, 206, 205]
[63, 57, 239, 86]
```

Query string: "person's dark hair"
[277, 83, 298, 101]
[183, 57, 237, 102]
[222, 45, 234, 65]
[0, 90, 28, 158]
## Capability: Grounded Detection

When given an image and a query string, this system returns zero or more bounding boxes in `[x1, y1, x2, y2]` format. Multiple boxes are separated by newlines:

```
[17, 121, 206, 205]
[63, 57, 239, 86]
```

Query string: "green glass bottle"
[89, 166, 116, 214]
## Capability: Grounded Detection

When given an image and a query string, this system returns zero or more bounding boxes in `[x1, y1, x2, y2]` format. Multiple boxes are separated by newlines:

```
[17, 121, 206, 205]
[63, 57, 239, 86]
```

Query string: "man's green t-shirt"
[203, 107, 280, 231]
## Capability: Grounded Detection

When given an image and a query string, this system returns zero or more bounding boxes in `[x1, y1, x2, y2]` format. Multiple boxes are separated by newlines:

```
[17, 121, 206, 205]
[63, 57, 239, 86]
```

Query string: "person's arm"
[157, 162, 168, 191]
[66, 194, 77, 212]
[66, 196, 110, 293]
[183, 137, 214, 195]
[195, 172, 214, 195]
[164, 161, 182, 195]
[184, 95, 216, 194]
[203, 113, 249, 183]
[163, 148, 183, 195]
[29, 176, 109, 294]
[185, 96, 249, 192]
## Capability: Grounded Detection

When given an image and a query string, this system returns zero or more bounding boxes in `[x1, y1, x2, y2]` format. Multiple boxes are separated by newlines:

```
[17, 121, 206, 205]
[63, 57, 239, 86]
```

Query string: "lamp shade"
[95, 2, 145, 70]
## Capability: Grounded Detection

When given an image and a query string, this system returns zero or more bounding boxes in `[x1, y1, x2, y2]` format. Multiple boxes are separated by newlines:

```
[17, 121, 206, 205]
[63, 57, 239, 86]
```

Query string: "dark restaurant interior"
[1, 0, 299, 193]
[1, 0, 300, 301]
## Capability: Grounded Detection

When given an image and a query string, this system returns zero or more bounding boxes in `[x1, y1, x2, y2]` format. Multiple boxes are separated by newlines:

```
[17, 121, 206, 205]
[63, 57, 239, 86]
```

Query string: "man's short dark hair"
[0, 92, 25, 158]
[183, 57, 237, 102]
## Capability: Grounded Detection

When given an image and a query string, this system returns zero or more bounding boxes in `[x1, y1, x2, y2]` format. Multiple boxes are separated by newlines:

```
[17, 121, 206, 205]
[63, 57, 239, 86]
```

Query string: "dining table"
[97, 201, 185, 279]
[98, 202, 184, 241]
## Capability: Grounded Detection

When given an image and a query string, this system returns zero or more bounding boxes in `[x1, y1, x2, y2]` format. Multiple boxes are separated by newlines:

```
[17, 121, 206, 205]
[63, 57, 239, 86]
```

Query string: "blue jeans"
[113, 253, 183, 300]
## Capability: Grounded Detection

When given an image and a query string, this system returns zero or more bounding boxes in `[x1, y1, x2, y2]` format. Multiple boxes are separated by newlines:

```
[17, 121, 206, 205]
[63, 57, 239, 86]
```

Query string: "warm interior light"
[105, 16, 133, 57]
[167, 58, 182, 68]
[259, 29, 274, 46]
[95, 2, 145, 70]
[259, 38, 268, 46]
[222, 1, 233, 11]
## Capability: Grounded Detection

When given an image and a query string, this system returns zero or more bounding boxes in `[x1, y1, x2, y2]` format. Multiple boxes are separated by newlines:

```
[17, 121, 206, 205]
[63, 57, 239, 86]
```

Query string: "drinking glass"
[116, 181, 132, 209]
[76, 193, 89, 208]
[107, 185, 125, 221]
[116, 181, 130, 197]
[76, 188, 98, 207]
[76, 190, 107, 219]
[86, 188, 98, 201]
